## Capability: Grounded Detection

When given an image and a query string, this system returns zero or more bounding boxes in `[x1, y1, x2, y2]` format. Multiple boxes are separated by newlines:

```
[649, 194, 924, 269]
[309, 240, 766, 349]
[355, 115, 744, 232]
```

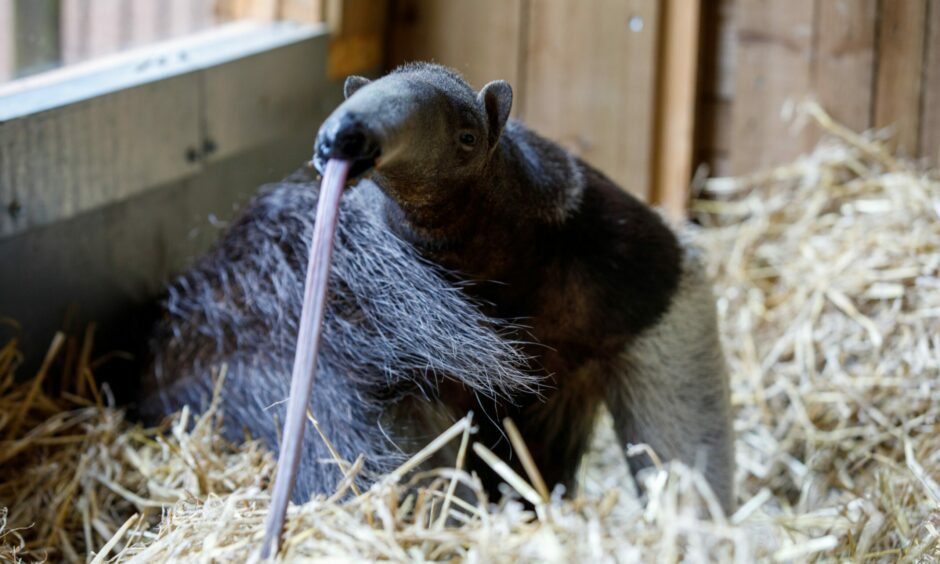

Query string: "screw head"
[8, 199, 22, 219]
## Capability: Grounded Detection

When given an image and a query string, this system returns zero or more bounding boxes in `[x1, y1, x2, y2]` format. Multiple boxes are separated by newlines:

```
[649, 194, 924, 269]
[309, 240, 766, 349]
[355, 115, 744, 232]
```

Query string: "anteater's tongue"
[262, 158, 351, 558]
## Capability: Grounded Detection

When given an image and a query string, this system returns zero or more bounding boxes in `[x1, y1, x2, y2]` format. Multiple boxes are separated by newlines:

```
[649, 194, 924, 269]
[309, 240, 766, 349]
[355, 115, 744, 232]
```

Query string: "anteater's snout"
[314, 114, 380, 179]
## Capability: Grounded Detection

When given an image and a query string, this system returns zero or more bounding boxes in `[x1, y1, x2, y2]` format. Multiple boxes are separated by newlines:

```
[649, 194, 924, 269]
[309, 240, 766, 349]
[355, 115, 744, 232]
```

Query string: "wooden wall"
[61, 0, 216, 65]
[0, 0, 217, 81]
[389, 0, 662, 201]
[698, 0, 940, 176]
[4, 0, 938, 202]
[391, 0, 940, 197]
[0, 1, 12, 82]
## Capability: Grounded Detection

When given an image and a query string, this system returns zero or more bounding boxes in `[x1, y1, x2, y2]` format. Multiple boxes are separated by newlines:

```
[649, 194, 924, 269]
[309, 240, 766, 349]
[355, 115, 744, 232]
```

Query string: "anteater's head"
[313, 63, 512, 208]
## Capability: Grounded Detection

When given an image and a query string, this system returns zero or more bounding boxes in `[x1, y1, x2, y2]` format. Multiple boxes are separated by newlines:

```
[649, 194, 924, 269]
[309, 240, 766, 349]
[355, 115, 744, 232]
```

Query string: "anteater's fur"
[144, 63, 734, 511]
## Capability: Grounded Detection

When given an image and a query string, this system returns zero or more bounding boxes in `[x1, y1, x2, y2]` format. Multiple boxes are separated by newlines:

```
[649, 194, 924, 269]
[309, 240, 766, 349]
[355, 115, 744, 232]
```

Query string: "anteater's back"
[141, 168, 535, 502]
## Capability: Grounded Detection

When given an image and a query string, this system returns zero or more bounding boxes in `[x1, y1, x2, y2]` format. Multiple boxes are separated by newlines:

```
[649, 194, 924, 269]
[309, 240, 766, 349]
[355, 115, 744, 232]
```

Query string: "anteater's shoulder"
[553, 158, 684, 340]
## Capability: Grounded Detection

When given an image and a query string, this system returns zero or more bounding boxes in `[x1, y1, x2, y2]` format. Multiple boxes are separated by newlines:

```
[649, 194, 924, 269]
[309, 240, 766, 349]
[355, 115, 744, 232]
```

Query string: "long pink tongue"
[261, 158, 351, 558]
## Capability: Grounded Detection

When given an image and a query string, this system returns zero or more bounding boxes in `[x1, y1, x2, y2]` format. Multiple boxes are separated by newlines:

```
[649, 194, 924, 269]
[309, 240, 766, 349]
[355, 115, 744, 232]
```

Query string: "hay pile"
[2, 108, 939, 562]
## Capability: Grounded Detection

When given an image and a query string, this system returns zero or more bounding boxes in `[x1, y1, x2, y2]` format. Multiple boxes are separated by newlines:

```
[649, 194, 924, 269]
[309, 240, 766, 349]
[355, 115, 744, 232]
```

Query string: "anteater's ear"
[478, 80, 513, 147]
[344, 76, 371, 99]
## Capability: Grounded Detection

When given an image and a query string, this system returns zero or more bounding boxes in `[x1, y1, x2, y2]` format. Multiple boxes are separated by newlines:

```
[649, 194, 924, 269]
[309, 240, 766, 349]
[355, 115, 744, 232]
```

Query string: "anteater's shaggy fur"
[144, 63, 734, 510]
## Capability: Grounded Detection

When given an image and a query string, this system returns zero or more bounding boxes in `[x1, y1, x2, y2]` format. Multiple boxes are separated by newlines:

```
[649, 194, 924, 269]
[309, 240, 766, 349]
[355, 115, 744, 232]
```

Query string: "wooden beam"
[693, 0, 735, 178]
[388, 0, 523, 91]
[13, 0, 61, 78]
[326, 0, 386, 79]
[874, 0, 928, 156]
[731, 0, 816, 174]
[215, 0, 278, 21]
[0, 0, 12, 82]
[812, 0, 878, 135]
[652, 0, 701, 219]
[921, 0, 940, 165]
[523, 0, 660, 200]
[280, 0, 323, 24]
[0, 24, 333, 239]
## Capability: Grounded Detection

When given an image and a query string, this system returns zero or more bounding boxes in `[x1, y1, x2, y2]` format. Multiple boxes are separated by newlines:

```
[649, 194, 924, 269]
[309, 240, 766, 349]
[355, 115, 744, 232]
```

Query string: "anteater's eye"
[458, 132, 476, 147]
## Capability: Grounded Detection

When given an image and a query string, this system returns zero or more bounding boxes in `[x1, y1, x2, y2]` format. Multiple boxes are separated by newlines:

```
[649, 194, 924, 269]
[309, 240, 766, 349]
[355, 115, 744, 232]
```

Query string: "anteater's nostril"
[335, 129, 367, 159]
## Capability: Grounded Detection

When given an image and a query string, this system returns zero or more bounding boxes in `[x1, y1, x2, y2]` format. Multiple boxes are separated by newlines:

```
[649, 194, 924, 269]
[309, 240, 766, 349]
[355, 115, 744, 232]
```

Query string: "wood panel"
[0, 74, 202, 237]
[812, 0, 878, 135]
[326, 0, 387, 79]
[62, 0, 218, 66]
[388, 0, 523, 92]
[731, 0, 815, 175]
[0, 0, 12, 82]
[652, 0, 701, 218]
[203, 35, 338, 161]
[874, 0, 928, 156]
[523, 0, 660, 199]
[0, 25, 331, 238]
[280, 0, 323, 23]
[694, 0, 735, 177]
[13, 0, 61, 77]
[922, 0, 940, 165]
[216, 0, 278, 21]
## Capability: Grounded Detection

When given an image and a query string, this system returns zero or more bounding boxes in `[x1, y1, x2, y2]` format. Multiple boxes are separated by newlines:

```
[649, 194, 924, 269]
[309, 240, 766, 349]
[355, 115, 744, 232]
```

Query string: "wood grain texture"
[388, 0, 523, 91]
[0, 74, 202, 237]
[874, 0, 928, 156]
[204, 36, 337, 161]
[0, 28, 333, 238]
[0, 0, 12, 82]
[523, 0, 660, 199]
[61, 0, 218, 65]
[0, 126, 328, 371]
[216, 0, 279, 21]
[653, 0, 701, 218]
[731, 0, 815, 174]
[280, 0, 323, 23]
[694, 0, 735, 177]
[921, 0, 940, 165]
[327, 0, 387, 78]
[813, 0, 877, 135]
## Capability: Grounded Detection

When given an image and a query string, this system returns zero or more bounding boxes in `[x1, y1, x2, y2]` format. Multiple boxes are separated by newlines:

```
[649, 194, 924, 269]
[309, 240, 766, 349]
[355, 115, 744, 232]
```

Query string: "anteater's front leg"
[605, 251, 735, 513]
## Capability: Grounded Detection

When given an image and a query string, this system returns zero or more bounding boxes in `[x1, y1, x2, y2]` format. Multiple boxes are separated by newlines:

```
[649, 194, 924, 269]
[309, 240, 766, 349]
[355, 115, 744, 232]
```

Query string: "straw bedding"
[1, 107, 938, 562]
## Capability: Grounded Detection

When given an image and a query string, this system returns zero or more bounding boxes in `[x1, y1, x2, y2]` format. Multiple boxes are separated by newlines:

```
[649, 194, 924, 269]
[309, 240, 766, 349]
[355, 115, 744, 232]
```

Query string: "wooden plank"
[203, 31, 338, 161]
[523, 0, 659, 199]
[326, 0, 387, 79]
[0, 74, 202, 236]
[216, 0, 278, 21]
[731, 0, 815, 174]
[812, 0, 877, 135]
[0, 78, 201, 235]
[693, 0, 735, 177]
[60, 0, 89, 65]
[921, 0, 940, 165]
[280, 0, 323, 23]
[388, 0, 523, 91]
[0, 126, 329, 372]
[874, 0, 928, 156]
[82, 0, 124, 59]
[652, 0, 701, 218]
[169, 0, 196, 36]
[0, 0, 12, 82]
[13, 0, 62, 77]
[128, 0, 162, 47]
[165, 0, 215, 36]
[0, 24, 331, 238]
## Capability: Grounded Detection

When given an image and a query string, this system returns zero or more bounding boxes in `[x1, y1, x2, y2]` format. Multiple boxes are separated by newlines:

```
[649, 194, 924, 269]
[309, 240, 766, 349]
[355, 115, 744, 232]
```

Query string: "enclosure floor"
[1, 110, 938, 562]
